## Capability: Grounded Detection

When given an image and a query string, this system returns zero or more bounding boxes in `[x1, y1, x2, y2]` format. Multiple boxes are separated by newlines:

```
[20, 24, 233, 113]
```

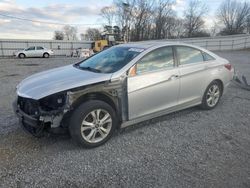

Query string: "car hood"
[17, 65, 112, 100]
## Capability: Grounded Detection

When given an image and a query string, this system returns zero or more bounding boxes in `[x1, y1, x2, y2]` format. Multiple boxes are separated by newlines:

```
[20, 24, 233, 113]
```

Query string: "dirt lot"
[0, 51, 250, 188]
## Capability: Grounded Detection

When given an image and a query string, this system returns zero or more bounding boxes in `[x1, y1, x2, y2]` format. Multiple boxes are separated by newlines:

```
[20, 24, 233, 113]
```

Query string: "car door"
[24, 46, 36, 57]
[36, 46, 45, 57]
[176, 46, 207, 105]
[127, 46, 180, 120]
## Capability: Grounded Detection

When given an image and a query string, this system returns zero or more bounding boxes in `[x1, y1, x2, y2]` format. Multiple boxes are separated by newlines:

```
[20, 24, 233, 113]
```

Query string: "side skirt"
[120, 100, 201, 129]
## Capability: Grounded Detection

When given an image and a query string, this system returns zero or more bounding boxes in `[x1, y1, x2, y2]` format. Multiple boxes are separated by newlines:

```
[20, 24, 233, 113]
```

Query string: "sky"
[0, 0, 248, 39]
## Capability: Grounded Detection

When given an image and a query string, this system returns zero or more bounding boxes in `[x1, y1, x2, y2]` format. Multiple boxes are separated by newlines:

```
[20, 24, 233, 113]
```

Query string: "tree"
[165, 17, 185, 39]
[86, 28, 101, 41]
[217, 0, 250, 35]
[247, 15, 250, 34]
[63, 25, 78, 40]
[54, 30, 64, 40]
[114, 0, 136, 42]
[113, 26, 122, 40]
[130, 0, 154, 41]
[154, 0, 175, 39]
[101, 6, 116, 26]
[104, 25, 113, 34]
[183, 0, 208, 37]
[80, 33, 88, 41]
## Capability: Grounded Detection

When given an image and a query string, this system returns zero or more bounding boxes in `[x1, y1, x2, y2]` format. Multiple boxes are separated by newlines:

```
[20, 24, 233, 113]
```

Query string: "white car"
[14, 46, 54, 58]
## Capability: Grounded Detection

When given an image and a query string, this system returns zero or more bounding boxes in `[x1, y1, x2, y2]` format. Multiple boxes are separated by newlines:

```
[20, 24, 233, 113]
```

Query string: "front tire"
[201, 81, 222, 110]
[69, 100, 117, 148]
[43, 53, 50, 58]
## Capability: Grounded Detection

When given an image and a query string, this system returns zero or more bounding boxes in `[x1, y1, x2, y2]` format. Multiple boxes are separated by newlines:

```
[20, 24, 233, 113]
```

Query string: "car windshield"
[75, 46, 144, 73]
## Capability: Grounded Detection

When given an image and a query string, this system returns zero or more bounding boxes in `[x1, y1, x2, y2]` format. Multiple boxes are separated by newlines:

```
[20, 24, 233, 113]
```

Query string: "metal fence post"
[232, 40, 234, 50]
[219, 40, 221, 51]
[244, 37, 247, 49]
[205, 40, 208, 49]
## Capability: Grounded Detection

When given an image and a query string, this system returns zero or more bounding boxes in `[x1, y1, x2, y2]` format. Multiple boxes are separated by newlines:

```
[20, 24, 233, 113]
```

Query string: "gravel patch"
[0, 52, 249, 188]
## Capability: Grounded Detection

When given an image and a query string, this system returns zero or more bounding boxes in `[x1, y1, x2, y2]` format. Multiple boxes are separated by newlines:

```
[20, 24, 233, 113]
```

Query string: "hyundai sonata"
[13, 42, 234, 147]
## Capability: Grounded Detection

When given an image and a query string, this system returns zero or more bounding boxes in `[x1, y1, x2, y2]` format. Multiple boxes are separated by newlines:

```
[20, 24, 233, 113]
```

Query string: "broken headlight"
[39, 93, 67, 111]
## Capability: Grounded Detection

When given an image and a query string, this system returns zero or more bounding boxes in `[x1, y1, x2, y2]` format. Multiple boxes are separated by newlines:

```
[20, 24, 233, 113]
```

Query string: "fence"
[0, 39, 93, 57]
[0, 34, 250, 57]
[169, 34, 250, 51]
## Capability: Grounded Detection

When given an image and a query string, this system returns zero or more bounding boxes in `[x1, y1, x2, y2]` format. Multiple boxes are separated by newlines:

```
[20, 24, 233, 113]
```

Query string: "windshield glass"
[76, 46, 144, 73]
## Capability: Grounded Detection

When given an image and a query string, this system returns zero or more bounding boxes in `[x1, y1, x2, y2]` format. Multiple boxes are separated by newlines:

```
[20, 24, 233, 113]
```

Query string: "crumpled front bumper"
[13, 100, 47, 137]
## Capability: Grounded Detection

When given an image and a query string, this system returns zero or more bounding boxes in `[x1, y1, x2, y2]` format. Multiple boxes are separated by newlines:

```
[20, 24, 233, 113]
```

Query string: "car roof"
[119, 41, 195, 49]
[118, 40, 220, 59]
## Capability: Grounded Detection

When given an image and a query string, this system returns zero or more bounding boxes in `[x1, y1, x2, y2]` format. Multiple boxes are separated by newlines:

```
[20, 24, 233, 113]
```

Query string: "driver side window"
[136, 46, 174, 75]
[26, 46, 35, 51]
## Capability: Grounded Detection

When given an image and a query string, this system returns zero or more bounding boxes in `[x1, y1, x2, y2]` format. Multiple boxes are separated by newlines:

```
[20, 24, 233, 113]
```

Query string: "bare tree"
[247, 15, 250, 34]
[101, 6, 116, 26]
[183, 0, 208, 37]
[166, 17, 185, 38]
[131, 0, 154, 41]
[86, 28, 101, 41]
[63, 25, 78, 40]
[154, 0, 175, 39]
[114, 0, 136, 42]
[217, 0, 250, 35]
[54, 30, 64, 40]
[80, 33, 89, 41]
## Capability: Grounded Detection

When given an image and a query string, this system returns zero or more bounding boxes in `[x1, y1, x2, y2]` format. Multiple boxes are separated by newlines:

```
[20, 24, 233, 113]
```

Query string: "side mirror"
[128, 64, 137, 77]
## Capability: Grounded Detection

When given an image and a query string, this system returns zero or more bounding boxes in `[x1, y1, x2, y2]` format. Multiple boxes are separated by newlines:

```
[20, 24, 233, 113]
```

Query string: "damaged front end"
[13, 77, 127, 137]
[13, 92, 70, 137]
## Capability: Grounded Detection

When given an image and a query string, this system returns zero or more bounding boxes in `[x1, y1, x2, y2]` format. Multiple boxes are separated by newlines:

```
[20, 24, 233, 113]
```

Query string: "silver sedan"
[14, 42, 234, 147]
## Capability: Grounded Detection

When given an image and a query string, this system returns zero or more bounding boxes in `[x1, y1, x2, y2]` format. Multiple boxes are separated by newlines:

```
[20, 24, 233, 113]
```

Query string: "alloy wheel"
[81, 109, 112, 143]
[206, 84, 220, 107]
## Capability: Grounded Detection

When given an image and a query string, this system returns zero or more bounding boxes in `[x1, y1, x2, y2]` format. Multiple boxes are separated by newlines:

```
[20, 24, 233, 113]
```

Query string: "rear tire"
[201, 81, 222, 110]
[18, 53, 25, 58]
[69, 100, 117, 148]
[43, 53, 49, 58]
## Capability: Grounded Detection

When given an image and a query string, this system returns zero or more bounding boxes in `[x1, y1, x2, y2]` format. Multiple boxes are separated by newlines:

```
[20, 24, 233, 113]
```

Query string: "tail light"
[224, 63, 232, 71]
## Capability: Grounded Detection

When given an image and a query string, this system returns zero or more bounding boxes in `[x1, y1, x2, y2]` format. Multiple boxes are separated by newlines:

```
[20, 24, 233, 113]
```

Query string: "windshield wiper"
[74, 65, 102, 73]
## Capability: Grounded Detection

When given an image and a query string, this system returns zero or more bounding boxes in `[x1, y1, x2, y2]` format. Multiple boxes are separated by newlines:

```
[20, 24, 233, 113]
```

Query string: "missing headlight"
[39, 93, 67, 111]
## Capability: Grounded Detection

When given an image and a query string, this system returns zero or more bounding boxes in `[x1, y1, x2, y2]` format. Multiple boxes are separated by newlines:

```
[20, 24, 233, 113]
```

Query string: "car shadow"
[117, 106, 201, 136]
[1, 106, 201, 152]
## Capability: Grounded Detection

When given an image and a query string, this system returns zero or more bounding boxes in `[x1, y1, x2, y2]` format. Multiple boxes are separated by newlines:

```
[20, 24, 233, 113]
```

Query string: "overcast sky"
[0, 0, 248, 39]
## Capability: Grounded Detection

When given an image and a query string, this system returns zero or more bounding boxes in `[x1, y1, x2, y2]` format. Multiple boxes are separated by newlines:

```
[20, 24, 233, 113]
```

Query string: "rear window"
[37, 46, 44, 50]
[203, 52, 215, 61]
[176, 46, 203, 65]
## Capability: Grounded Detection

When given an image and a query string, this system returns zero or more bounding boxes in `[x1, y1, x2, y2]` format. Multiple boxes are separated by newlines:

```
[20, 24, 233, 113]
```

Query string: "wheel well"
[71, 92, 117, 113]
[19, 53, 25, 57]
[43, 52, 49, 55]
[214, 79, 224, 94]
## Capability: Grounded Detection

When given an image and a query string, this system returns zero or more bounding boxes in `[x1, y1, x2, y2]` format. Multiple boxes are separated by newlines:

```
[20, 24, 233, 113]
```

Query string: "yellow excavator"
[92, 34, 122, 52]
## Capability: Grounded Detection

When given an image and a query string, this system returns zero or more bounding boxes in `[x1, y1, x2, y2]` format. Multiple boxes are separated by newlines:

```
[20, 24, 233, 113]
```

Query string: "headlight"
[39, 93, 67, 111]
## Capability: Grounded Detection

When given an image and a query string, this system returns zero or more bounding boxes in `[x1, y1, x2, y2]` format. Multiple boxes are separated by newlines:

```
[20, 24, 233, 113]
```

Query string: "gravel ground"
[0, 51, 250, 188]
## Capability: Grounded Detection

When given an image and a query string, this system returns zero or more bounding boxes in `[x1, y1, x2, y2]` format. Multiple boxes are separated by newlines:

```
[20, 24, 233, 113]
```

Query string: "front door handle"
[168, 75, 179, 81]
